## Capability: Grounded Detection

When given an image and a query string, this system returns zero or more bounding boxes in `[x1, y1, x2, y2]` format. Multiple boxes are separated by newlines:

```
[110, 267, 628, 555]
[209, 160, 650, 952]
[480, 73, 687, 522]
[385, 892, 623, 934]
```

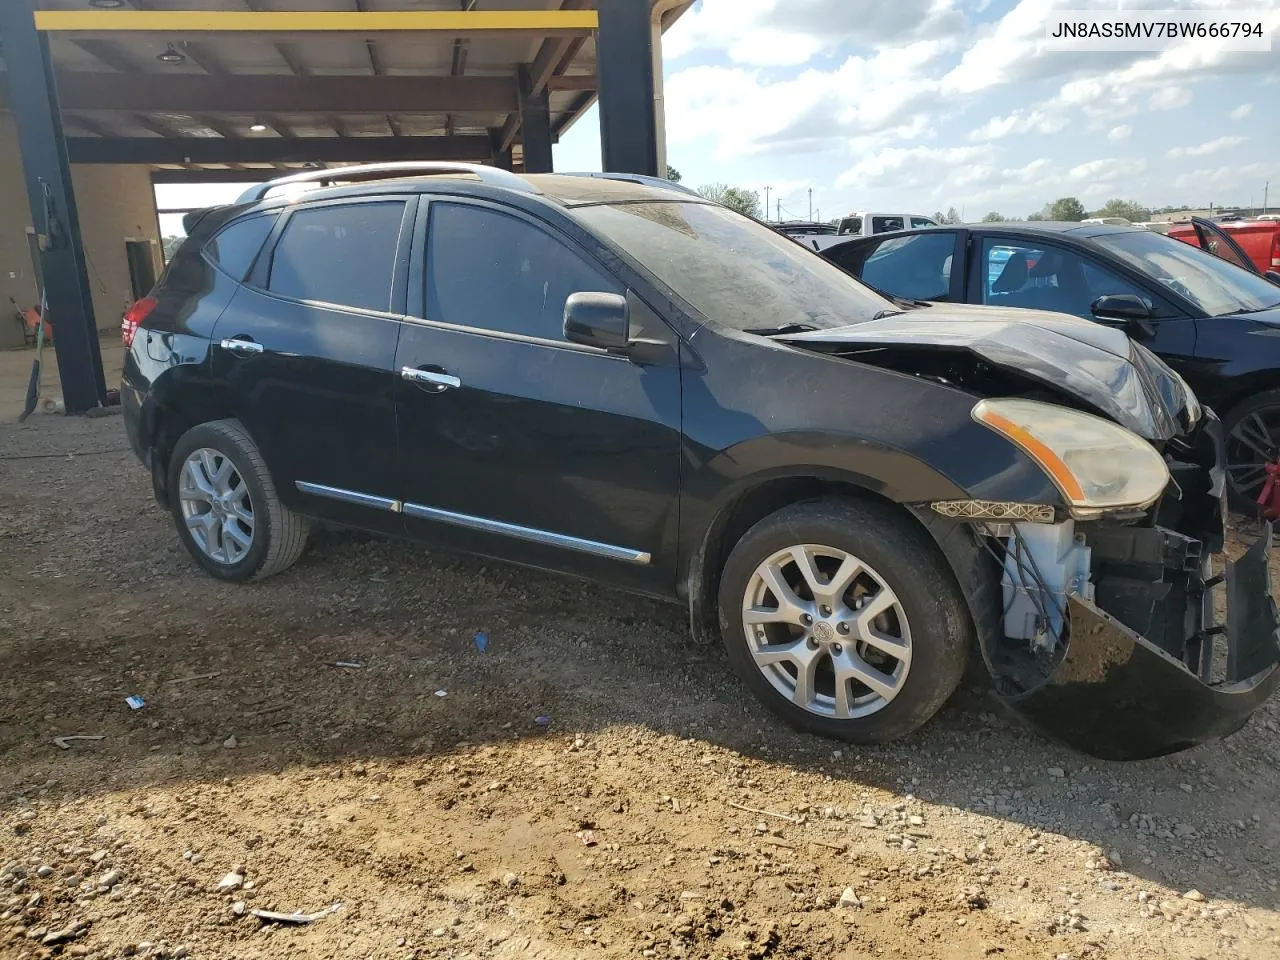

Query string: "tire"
[167, 418, 310, 582]
[717, 498, 970, 745]
[1222, 390, 1280, 512]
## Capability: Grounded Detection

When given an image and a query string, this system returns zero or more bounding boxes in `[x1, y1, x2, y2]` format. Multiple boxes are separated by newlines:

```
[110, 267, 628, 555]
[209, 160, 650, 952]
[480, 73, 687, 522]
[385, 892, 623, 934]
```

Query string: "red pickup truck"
[1168, 218, 1280, 277]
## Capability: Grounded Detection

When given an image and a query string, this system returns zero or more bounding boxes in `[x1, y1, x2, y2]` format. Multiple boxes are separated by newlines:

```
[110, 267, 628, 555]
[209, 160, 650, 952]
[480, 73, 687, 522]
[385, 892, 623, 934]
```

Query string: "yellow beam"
[34, 10, 599, 35]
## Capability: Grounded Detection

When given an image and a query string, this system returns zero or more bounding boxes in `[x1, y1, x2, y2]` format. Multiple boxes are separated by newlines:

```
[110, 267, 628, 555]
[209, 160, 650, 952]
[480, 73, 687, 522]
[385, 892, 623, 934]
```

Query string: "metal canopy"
[2, 0, 690, 175]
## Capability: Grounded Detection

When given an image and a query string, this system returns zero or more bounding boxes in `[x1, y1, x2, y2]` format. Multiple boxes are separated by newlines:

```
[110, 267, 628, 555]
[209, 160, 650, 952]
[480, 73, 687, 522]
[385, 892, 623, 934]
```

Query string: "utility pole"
[764, 186, 771, 222]
[808, 188, 813, 221]
[776, 198, 781, 222]
[1265, 180, 1270, 216]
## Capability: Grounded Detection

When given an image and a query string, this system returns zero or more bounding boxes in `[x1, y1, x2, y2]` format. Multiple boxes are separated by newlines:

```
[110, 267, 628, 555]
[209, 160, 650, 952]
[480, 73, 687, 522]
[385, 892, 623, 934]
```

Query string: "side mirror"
[1266, 270, 1280, 287]
[563, 292, 631, 350]
[1092, 294, 1156, 340]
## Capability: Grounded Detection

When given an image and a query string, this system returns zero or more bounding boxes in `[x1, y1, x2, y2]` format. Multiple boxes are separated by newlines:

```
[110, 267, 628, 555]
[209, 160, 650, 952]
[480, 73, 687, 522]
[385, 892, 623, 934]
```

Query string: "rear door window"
[872, 216, 905, 233]
[205, 214, 277, 280]
[836, 232, 955, 301]
[425, 201, 621, 340]
[910, 217, 938, 229]
[266, 201, 407, 313]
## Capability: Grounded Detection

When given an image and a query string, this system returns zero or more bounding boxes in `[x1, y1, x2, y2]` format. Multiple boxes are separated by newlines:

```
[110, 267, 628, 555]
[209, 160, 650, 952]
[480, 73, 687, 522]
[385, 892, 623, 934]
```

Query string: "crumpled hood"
[780, 304, 1194, 441]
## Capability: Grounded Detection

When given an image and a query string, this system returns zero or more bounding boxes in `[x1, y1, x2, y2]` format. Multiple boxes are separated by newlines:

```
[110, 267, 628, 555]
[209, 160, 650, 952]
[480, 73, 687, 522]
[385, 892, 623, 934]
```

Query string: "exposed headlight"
[973, 398, 1171, 514]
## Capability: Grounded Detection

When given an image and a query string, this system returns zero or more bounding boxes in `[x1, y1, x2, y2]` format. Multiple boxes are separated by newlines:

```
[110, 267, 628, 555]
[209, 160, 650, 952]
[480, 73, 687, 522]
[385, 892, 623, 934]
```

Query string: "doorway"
[125, 239, 158, 300]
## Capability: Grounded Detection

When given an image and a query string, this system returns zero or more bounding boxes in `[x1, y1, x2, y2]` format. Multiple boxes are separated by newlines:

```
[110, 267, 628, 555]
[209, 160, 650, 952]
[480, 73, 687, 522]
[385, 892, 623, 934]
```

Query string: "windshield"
[1095, 230, 1280, 317]
[573, 202, 892, 331]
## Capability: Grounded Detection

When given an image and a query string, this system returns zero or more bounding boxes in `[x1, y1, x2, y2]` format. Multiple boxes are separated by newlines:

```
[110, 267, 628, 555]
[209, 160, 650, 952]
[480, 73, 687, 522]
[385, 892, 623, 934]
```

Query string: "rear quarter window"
[266, 201, 407, 313]
[204, 214, 278, 281]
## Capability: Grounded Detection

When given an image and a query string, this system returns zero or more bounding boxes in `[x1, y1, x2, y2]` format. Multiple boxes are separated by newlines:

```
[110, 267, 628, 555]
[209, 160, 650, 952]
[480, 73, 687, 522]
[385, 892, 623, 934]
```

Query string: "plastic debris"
[250, 902, 343, 925]
[535, 715, 552, 728]
[434, 689, 448, 697]
[125, 696, 146, 710]
[473, 631, 489, 653]
[333, 661, 364, 669]
[53, 735, 105, 750]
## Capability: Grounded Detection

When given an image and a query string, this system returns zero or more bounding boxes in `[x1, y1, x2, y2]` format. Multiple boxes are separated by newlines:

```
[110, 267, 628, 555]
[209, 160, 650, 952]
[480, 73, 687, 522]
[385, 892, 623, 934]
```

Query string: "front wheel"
[717, 499, 970, 744]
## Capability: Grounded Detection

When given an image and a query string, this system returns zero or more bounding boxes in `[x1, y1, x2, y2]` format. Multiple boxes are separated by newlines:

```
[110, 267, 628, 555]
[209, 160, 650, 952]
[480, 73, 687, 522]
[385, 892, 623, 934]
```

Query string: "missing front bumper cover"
[999, 525, 1280, 761]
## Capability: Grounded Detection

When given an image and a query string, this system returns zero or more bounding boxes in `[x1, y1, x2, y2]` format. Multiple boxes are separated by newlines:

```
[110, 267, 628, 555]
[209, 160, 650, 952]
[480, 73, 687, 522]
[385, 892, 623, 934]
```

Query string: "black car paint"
[822, 223, 1280, 419]
[122, 177, 1277, 759]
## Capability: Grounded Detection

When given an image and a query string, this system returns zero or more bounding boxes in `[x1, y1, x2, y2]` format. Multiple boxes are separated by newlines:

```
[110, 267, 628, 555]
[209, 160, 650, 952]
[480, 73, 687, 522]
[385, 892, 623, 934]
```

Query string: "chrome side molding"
[294, 482, 651, 565]
[403, 502, 651, 565]
[295, 481, 402, 513]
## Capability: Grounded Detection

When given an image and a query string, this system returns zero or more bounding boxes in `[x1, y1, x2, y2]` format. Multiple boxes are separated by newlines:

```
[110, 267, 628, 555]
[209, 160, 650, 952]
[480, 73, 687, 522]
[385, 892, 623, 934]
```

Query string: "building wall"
[0, 114, 161, 349]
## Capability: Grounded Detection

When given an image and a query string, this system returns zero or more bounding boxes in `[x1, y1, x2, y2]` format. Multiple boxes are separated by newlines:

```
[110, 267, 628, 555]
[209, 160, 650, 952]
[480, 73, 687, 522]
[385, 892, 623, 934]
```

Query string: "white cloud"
[968, 106, 1067, 141]
[835, 144, 991, 191]
[1108, 124, 1132, 141]
[1167, 135, 1247, 158]
[1174, 163, 1267, 191]
[663, 0, 964, 66]
[1150, 86, 1192, 110]
[665, 40, 954, 157]
[1230, 103, 1255, 120]
[1067, 158, 1147, 183]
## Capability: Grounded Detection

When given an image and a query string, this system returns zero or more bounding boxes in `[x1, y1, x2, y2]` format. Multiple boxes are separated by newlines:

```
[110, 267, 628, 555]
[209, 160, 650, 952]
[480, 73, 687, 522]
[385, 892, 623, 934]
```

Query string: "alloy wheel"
[178, 448, 255, 565]
[741, 544, 912, 719]
[1226, 407, 1280, 503]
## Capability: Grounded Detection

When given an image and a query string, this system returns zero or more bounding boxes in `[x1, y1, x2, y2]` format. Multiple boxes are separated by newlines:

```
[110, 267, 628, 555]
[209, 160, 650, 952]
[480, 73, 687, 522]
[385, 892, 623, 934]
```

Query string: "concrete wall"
[0, 113, 161, 349]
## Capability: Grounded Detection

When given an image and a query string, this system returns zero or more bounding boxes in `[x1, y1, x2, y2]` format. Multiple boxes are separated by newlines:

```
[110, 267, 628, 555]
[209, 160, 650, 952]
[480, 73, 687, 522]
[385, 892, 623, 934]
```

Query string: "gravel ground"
[2, 412, 1280, 960]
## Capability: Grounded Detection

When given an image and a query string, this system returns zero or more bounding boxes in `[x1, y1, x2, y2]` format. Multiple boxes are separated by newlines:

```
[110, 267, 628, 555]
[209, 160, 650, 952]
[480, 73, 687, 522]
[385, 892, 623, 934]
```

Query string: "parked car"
[1167, 217, 1280, 278]
[795, 212, 942, 253]
[121, 163, 1279, 761]
[821, 220, 1280, 507]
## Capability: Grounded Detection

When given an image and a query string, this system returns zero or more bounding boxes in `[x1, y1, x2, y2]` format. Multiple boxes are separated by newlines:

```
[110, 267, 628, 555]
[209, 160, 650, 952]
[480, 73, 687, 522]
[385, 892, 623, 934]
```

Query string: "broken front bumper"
[1002, 526, 1280, 761]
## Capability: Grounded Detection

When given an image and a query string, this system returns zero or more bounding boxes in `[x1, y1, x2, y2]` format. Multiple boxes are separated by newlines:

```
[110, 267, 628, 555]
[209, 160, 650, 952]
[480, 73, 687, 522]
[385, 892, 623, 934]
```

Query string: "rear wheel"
[168, 419, 309, 582]
[1223, 391, 1280, 510]
[717, 499, 970, 744]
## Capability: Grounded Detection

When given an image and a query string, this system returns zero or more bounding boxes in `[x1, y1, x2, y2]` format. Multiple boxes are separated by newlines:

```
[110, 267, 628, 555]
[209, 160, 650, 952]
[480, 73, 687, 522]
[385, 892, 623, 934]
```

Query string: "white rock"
[222, 736, 238, 750]
[501, 872, 519, 889]
[1047, 767, 1066, 779]
[216, 871, 244, 893]
[838, 887, 862, 908]
[1183, 889, 1206, 902]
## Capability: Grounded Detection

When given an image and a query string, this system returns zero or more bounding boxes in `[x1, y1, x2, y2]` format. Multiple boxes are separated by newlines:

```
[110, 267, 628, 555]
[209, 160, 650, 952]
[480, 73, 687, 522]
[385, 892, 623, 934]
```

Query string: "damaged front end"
[949, 416, 1280, 761]
[780, 311, 1280, 758]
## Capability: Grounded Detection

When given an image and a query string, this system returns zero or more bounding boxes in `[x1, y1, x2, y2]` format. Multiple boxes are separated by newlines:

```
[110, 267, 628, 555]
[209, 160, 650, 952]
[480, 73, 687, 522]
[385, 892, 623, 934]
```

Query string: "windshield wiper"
[744, 322, 819, 336]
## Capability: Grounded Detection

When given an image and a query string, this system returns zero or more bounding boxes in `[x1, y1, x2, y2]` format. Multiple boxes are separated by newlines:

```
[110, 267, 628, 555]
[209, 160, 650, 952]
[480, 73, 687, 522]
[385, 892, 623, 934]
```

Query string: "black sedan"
[820, 220, 1280, 507]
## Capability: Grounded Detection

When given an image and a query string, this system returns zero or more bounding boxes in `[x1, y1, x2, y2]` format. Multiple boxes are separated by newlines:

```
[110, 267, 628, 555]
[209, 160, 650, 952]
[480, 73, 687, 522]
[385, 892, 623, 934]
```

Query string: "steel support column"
[595, 0, 658, 176]
[0, 0, 106, 412]
[517, 65, 554, 174]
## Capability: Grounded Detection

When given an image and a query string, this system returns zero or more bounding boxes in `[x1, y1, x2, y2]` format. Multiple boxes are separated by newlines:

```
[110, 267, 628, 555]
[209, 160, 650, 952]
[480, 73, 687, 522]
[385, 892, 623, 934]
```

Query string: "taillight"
[121, 296, 157, 348]
[1271, 232, 1280, 270]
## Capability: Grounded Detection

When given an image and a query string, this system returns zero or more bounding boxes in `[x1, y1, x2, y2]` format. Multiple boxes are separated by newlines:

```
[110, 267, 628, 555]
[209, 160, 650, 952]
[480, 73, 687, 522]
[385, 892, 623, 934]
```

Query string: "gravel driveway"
[2, 412, 1279, 960]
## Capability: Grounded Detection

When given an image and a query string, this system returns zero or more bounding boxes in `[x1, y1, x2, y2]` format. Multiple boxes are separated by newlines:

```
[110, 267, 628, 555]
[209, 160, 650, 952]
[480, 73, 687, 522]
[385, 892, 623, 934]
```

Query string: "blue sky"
[554, 0, 1280, 220]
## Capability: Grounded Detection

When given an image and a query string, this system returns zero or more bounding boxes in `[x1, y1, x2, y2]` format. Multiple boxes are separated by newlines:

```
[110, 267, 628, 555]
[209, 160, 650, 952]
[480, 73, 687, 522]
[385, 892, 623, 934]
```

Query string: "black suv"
[123, 163, 1280, 760]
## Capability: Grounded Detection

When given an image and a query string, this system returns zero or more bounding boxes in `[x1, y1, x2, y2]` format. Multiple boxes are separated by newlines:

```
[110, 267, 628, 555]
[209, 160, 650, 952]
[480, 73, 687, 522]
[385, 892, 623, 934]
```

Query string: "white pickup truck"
[801, 212, 939, 251]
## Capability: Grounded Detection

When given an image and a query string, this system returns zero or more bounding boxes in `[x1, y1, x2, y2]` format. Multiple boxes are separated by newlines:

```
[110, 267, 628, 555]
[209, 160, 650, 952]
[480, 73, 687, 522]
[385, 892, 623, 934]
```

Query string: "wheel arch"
[146, 371, 243, 508]
[682, 468, 987, 649]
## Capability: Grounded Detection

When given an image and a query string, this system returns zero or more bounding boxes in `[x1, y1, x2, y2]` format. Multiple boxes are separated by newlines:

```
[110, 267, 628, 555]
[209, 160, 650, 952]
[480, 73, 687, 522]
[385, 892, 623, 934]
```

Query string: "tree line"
[973, 198, 1194, 225]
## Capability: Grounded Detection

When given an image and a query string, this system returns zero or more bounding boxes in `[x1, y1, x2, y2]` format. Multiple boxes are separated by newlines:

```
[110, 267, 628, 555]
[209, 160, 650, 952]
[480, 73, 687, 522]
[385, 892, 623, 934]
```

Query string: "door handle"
[220, 337, 263, 356]
[400, 366, 461, 391]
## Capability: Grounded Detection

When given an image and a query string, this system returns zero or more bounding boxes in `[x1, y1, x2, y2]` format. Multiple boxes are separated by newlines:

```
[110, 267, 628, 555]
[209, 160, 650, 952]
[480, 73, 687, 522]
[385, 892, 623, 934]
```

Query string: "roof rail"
[558, 171, 701, 198]
[235, 162, 539, 204]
